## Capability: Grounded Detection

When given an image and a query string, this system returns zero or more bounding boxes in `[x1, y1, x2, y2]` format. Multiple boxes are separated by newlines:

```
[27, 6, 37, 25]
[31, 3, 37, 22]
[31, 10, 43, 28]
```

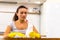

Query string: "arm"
[4, 25, 12, 38]
[33, 26, 39, 33]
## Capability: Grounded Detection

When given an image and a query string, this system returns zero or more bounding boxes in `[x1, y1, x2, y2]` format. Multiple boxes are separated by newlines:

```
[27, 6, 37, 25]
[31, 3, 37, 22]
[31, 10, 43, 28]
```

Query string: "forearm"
[33, 26, 39, 33]
[3, 32, 9, 38]
[4, 26, 11, 38]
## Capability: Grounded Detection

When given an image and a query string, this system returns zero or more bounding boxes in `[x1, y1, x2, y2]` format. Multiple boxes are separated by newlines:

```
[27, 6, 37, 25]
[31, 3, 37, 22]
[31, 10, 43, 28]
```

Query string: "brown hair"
[13, 5, 28, 21]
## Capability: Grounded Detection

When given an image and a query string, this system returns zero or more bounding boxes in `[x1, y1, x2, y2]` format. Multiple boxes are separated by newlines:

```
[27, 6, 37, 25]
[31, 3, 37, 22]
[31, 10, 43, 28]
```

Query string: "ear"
[16, 13, 18, 16]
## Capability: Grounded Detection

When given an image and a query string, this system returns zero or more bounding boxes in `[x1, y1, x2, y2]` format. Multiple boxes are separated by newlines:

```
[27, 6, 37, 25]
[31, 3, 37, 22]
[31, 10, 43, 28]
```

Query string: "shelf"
[17, 2, 42, 5]
[0, 1, 42, 5]
[28, 12, 40, 15]
[0, 11, 40, 15]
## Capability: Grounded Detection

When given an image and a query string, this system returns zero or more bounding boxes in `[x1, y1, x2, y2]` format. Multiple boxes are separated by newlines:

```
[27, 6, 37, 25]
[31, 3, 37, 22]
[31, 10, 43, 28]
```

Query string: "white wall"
[0, 4, 40, 33]
[41, 0, 60, 38]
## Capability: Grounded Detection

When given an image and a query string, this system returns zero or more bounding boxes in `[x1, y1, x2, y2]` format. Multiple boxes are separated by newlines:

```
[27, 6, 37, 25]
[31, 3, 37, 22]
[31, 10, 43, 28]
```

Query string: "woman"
[4, 5, 39, 38]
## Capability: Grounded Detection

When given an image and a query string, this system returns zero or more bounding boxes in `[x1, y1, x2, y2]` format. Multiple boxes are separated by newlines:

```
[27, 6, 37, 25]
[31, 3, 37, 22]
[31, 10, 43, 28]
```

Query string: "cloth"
[8, 20, 33, 38]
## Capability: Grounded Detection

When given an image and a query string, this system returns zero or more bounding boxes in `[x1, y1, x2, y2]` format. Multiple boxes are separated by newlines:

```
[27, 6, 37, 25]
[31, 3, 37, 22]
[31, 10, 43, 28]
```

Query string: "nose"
[23, 13, 26, 16]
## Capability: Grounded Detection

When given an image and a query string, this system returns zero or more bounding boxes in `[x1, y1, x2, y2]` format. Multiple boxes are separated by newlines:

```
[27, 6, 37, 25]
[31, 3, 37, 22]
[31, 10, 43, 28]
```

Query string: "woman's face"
[17, 8, 28, 20]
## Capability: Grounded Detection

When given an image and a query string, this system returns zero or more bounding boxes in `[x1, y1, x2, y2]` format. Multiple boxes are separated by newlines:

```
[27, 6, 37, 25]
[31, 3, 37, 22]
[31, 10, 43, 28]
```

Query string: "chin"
[21, 19, 25, 21]
[20, 18, 26, 20]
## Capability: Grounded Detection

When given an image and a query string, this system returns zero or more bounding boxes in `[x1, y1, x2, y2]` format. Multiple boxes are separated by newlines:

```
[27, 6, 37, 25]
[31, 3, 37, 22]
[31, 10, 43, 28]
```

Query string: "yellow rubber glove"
[17, 32, 26, 38]
[8, 32, 26, 38]
[8, 32, 16, 38]
[29, 31, 41, 38]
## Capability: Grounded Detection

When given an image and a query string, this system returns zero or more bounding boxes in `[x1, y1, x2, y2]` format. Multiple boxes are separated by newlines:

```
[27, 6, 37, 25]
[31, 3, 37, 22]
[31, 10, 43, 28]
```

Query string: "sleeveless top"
[8, 20, 33, 38]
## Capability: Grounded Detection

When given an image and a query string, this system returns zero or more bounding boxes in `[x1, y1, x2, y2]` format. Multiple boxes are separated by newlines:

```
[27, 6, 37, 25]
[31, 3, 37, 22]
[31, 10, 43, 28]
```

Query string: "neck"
[19, 19, 25, 23]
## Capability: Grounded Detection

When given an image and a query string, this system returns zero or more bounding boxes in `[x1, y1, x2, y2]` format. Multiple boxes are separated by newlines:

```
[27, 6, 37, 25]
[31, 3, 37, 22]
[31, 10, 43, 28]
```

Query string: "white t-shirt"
[9, 20, 33, 38]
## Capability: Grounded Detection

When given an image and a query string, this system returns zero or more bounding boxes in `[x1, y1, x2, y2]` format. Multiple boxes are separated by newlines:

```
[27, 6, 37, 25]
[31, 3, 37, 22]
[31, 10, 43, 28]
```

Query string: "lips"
[22, 16, 26, 19]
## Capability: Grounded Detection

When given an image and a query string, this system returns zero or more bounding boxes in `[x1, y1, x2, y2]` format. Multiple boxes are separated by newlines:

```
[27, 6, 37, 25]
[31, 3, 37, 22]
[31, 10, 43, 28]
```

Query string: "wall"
[0, 4, 40, 33]
[41, 0, 60, 38]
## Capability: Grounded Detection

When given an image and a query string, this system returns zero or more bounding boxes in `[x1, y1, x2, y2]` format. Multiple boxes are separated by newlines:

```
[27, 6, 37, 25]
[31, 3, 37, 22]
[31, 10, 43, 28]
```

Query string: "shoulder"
[8, 21, 14, 27]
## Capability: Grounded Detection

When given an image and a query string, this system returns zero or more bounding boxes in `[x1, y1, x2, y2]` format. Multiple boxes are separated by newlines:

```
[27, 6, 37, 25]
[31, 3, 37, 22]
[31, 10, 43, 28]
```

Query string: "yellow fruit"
[8, 32, 16, 38]
[29, 31, 41, 38]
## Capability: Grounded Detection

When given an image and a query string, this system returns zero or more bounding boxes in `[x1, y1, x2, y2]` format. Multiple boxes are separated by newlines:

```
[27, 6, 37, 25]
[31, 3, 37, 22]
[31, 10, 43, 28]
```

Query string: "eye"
[25, 12, 27, 14]
[20, 12, 23, 14]
[20, 12, 27, 14]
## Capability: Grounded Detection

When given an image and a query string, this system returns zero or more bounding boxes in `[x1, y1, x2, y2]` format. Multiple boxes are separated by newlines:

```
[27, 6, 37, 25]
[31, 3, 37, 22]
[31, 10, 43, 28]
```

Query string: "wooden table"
[2, 38, 60, 40]
[1, 38, 41, 40]
[1, 38, 60, 40]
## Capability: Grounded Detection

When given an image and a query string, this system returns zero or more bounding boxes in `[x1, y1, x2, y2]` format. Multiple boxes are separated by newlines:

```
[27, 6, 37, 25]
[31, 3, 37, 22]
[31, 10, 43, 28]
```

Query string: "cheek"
[26, 14, 27, 17]
[17, 13, 21, 18]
